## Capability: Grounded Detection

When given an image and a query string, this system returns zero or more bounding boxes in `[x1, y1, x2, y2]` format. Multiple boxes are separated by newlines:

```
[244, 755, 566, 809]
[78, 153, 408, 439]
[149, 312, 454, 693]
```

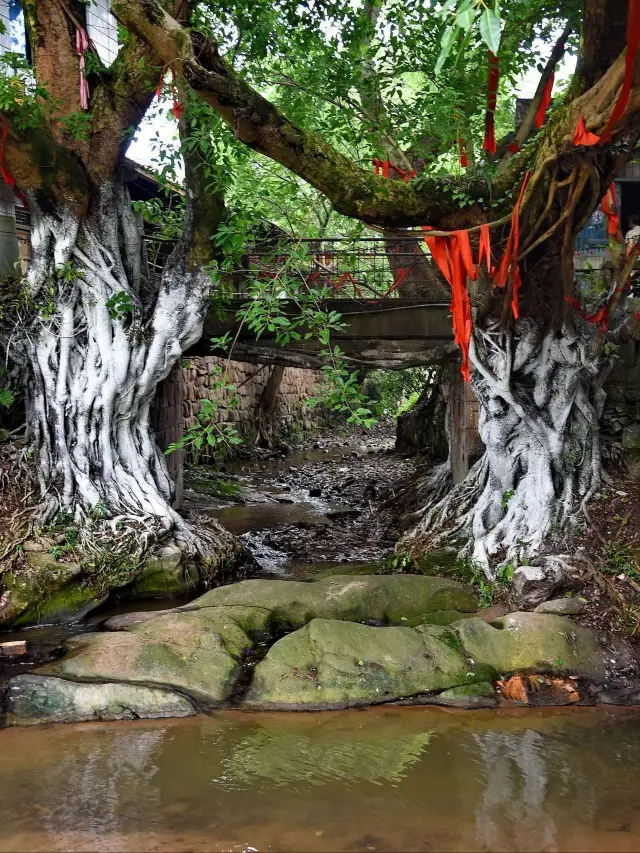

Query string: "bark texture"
[13, 175, 211, 546]
[403, 314, 607, 570]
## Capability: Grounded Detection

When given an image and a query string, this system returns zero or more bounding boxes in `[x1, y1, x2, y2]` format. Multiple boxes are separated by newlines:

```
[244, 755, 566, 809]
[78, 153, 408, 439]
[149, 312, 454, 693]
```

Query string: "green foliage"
[165, 365, 243, 463]
[105, 290, 135, 323]
[365, 367, 432, 418]
[0, 388, 14, 408]
[501, 489, 515, 508]
[59, 110, 93, 142]
[601, 542, 640, 584]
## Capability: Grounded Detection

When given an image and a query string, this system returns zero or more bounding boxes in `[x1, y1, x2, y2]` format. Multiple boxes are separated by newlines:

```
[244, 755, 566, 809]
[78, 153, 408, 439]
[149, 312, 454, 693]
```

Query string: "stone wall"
[182, 357, 323, 458]
[601, 303, 640, 472]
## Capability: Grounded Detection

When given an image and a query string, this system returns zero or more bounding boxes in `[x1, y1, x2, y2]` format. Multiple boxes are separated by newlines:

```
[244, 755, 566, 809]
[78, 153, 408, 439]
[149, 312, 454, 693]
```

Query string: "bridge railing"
[144, 233, 446, 301]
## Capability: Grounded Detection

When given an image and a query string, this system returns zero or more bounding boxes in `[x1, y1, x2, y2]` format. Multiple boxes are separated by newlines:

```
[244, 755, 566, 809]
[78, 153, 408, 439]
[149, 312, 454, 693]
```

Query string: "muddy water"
[1, 707, 640, 852]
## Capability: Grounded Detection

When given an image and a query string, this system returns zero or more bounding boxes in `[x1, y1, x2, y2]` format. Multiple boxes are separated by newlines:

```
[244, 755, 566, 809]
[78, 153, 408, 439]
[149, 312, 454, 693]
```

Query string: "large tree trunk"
[15, 174, 210, 544]
[403, 303, 608, 572]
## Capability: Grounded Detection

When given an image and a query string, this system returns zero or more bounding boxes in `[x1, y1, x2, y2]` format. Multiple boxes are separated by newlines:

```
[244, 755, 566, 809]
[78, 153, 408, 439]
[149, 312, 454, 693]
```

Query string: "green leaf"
[435, 25, 460, 75]
[455, 6, 476, 30]
[479, 7, 501, 54]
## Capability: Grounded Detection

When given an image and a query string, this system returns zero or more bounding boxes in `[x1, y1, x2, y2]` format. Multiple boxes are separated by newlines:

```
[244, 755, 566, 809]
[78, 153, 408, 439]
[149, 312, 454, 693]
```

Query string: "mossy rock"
[242, 611, 604, 710]
[3, 674, 195, 726]
[11, 583, 108, 628]
[307, 563, 381, 580]
[415, 548, 461, 576]
[123, 545, 199, 599]
[453, 613, 605, 681]
[243, 618, 492, 710]
[1, 554, 104, 628]
[38, 605, 274, 707]
[183, 574, 478, 629]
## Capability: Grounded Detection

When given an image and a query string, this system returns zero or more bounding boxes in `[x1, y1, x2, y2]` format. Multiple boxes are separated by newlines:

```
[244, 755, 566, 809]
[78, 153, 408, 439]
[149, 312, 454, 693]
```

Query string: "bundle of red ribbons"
[374, 156, 531, 380]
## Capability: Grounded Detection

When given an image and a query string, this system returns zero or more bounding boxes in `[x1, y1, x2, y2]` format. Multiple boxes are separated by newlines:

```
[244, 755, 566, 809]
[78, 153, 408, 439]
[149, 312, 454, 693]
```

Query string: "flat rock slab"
[3, 674, 195, 726]
[39, 606, 273, 706]
[243, 618, 492, 710]
[181, 574, 478, 628]
[243, 612, 605, 710]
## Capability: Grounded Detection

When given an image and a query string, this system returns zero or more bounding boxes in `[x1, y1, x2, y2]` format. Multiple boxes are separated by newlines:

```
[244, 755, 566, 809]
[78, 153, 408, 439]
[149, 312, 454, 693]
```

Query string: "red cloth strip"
[477, 223, 493, 276]
[492, 170, 531, 319]
[535, 72, 554, 128]
[483, 51, 500, 154]
[458, 137, 468, 168]
[75, 27, 90, 111]
[564, 297, 609, 331]
[574, 0, 640, 146]
[507, 142, 520, 153]
[573, 116, 601, 146]
[600, 182, 621, 237]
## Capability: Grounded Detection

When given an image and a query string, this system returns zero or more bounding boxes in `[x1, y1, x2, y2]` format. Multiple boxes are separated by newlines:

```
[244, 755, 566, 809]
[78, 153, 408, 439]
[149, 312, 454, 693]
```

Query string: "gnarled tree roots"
[402, 320, 608, 575]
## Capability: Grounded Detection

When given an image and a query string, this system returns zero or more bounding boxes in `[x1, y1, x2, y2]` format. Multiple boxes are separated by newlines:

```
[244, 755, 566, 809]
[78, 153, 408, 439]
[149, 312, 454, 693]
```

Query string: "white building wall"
[0, 0, 12, 55]
[86, 0, 118, 67]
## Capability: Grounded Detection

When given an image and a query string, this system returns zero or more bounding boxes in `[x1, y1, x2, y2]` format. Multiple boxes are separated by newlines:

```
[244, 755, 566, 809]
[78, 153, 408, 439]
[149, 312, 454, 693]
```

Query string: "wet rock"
[243, 618, 486, 710]
[1, 553, 106, 629]
[243, 612, 604, 710]
[39, 605, 274, 707]
[181, 574, 479, 629]
[534, 597, 586, 616]
[124, 545, 200, 599]
[102, 610, 175, 630]
[0, 640, 27, 657]
[3, 674, 195, 725]
[454, 612, 605, 681]
[595, 685, 640, 705]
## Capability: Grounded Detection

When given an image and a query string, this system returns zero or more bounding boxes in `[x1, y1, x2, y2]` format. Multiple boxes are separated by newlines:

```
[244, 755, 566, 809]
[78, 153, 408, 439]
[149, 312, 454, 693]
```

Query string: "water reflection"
[1, 708, 640, 852]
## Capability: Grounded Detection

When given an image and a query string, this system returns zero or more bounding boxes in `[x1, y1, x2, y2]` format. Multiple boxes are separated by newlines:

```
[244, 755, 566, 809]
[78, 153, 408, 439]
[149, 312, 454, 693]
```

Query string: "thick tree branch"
[111, 0, 475, 229]
[498, 25, 572, 173]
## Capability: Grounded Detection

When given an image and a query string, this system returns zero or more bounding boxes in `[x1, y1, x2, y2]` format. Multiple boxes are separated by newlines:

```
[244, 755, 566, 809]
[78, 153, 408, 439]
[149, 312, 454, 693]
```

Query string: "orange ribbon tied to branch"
[482, 51, 500, 154]
[421, 226, 494, 382]
[535, 72, 554, 128]
[564, 297, 609, 331]
[156, 67, 184, 120]
[600, 182, 622, 237]
[574, 0, 640, 145]
[493, 170, 531, 319]
[372, 158, 416, 181]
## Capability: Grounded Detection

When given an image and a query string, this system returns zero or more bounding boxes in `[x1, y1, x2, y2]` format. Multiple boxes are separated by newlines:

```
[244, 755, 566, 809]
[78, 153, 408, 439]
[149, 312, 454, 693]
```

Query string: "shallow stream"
[3, 436, 640, 852]
[2, 707, 640, 852]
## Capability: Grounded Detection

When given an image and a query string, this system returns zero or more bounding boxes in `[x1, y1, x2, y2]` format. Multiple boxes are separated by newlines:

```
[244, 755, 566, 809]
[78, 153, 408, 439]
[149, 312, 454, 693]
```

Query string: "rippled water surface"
[2, 707, 640, 852]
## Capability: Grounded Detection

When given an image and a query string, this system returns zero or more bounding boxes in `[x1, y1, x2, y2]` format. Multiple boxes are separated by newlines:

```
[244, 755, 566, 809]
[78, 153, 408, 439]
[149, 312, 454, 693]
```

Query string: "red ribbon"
[574, 0, 640, 145]
[493, 170, 531, 319]
[600, 182, 621, 237]
[535, 72, 554, 128]
[75, 27, 90, 111]
[573, 116, 601, 146]
[156, 67, 184, 120]
[564, 297, 609, 331]
[0, 124, 28, 208]
[421, 225, 495, 381]
[458, 137, 468, 168]
[507, 142, 520, 153]
[482, 51, 500, 154]
[372, 158, 416, 181]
